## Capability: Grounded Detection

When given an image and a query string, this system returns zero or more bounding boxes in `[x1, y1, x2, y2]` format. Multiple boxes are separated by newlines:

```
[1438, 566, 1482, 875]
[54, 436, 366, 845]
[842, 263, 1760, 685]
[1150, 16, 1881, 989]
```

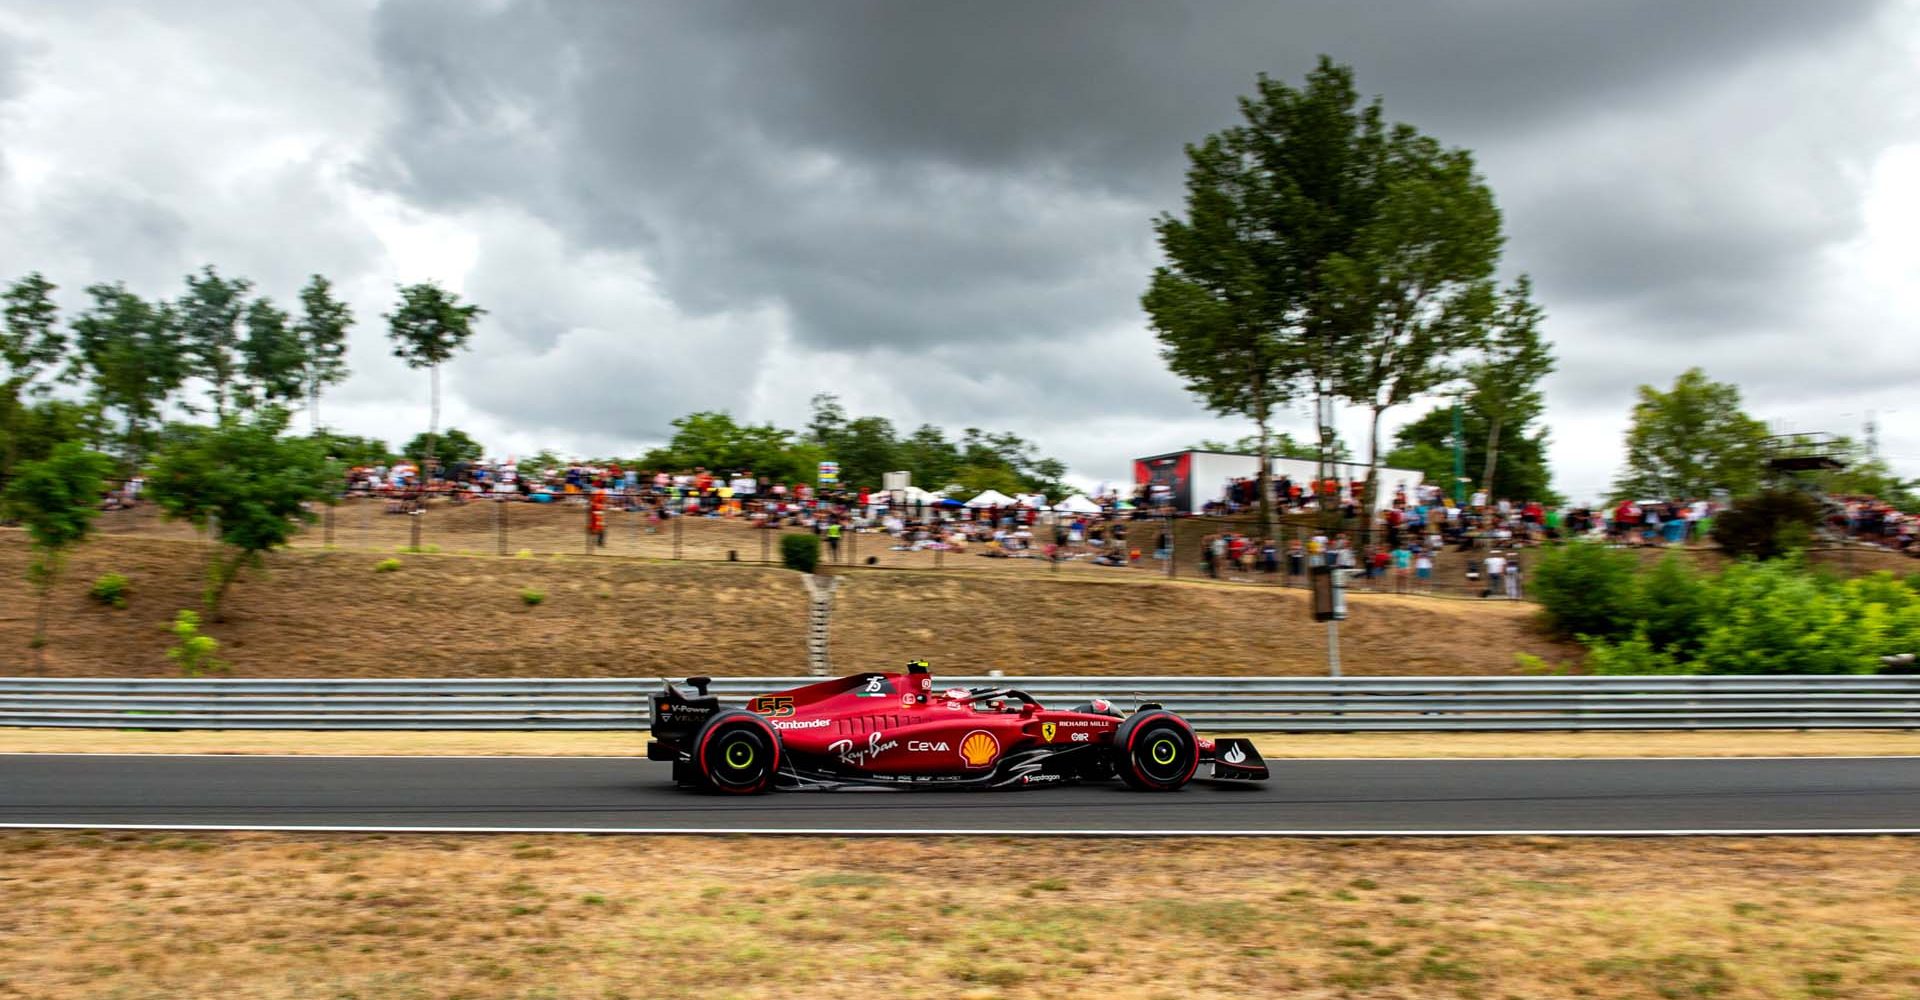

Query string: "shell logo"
[958, 730, 1000, 769]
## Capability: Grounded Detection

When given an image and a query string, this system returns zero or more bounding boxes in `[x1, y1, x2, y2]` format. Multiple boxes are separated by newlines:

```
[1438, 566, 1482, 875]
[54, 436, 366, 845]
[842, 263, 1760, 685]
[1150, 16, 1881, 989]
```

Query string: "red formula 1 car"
[647, 662, 1268, 793]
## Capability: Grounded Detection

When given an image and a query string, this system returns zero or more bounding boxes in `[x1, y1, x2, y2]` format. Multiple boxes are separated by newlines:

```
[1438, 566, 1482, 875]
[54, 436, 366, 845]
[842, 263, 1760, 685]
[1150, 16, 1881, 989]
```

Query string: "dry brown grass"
[0, 831, 1915, 999]
[0, 531, 1579, 678]
[6, 728, 1920, 759]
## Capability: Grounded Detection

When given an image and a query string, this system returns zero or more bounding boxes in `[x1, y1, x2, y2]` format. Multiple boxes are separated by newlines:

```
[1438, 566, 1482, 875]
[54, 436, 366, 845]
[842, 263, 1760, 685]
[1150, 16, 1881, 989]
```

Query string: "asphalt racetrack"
[3, 754, 1919, 835]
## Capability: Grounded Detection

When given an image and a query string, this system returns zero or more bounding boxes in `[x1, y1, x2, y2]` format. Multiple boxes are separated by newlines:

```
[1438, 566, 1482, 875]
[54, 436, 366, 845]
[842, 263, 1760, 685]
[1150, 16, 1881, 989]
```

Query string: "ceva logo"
[959, 730, 1000, 769]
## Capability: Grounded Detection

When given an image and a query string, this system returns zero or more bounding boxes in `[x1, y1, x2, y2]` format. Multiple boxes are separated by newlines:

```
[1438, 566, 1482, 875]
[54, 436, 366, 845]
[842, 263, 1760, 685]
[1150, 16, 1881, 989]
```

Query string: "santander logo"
[958, 730, 1000, 769]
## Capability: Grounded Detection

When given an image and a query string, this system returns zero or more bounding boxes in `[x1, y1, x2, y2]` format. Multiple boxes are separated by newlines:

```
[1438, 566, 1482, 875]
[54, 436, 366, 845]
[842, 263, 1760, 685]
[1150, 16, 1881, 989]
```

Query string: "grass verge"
[0, 832, 1916, 999]
[5, 728, 1920, 759]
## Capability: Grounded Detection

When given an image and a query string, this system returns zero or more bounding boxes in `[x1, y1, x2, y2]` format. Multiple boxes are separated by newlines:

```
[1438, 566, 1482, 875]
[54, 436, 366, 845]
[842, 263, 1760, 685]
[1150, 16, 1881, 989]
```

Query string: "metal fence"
[5, 675, 1918, 732]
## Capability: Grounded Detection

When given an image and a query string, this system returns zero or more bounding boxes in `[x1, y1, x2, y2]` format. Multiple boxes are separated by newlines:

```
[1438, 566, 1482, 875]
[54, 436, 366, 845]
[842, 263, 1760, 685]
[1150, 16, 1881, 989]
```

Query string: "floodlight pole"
[1327, 619, 1342, 677]
[1451, 394, 1467, 505]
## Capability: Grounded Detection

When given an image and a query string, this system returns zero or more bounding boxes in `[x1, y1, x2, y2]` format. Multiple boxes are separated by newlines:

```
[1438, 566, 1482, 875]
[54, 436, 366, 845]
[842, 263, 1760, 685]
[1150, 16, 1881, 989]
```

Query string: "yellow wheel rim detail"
[1150, 738, 1176, 765]
[726, 742, 755, 769]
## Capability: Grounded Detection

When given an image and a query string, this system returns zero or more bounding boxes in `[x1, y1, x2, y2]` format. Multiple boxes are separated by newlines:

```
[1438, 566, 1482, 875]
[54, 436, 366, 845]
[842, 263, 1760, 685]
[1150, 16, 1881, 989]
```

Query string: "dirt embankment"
[831, 570, 1577, 676]
[0, 532, 1578, 678]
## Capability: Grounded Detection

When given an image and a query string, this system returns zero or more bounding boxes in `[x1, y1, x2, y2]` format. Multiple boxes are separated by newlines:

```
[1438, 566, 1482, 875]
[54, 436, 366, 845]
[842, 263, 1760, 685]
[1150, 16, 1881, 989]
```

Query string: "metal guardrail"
[4, 675, 1919, 732]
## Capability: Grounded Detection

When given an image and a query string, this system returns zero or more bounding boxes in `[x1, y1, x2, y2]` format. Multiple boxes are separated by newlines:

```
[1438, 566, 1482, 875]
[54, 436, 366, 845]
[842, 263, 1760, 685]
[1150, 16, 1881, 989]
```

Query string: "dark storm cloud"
[359, 0, 1890, 366]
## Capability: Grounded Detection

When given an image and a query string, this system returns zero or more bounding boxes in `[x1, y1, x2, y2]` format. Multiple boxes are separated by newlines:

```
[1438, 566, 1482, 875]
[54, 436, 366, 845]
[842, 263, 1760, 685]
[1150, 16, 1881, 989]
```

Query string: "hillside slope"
[0, 533, 1577, 677]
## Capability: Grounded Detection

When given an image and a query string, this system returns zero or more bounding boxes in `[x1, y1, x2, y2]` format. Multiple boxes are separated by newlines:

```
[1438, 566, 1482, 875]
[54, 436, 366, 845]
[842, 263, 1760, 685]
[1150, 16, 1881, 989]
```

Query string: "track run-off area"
[3, 753, 1920, 835]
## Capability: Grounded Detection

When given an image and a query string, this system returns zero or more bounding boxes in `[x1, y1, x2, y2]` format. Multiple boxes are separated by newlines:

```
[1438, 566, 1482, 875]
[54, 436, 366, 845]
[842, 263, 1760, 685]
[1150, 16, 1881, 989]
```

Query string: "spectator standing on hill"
[1482, 551, 1507, 599]
[1504, 551, 1522, 600]
[1414, 548, 1433, 591]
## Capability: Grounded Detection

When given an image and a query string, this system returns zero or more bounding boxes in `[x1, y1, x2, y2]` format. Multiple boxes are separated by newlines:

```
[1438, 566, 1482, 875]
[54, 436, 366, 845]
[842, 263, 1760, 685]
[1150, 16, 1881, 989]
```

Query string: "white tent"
[895, 485, 943, 505]
[1055, 494, 1102, 514]
[1013, 492, 1049, 509]
[964, 489, 1017, 508]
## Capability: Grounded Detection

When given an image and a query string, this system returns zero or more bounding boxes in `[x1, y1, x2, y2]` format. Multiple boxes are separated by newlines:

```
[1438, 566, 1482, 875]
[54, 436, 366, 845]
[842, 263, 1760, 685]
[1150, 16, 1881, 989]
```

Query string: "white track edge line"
[1, 823, 1916, 837]
[7, 753, 1920, 762]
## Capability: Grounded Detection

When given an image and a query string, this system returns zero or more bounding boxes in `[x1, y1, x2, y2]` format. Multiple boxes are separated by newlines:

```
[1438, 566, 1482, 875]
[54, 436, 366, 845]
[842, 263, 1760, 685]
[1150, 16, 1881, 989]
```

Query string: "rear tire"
[1114, 710, 1198, 791]
[692, 710, 782, 794]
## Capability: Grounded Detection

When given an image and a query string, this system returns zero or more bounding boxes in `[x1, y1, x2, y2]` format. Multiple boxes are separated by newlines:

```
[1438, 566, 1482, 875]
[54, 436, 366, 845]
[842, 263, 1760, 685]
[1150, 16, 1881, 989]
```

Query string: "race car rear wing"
[649, 676, 720, 751]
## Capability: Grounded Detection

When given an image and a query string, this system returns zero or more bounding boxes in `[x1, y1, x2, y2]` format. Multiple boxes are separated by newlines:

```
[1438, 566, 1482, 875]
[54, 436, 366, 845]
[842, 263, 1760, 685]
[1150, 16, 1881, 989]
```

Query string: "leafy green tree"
[834, 416, 902, 490]
[640, 411, 815, 483]
[805, 392, 849, 447]
[404, 427, 484, 467]
[7, 399, 109, 470]
[1614, 368, 1769, 500]
[0, 442, 115, 663]
[1634, 553, 1708, 656]
[1149, 59, 1504, 528]
[309, 432, 393, 467]
[1711, 488, 1823, 560]
[1385, 401, 1557, 503]
[68, 282, 187, 463]
[294, 274, 353, 432]
[238, 298, 305, 410]
[176, 265, 254, 418]
[1190, 431, 1343, 461]
[1467, 277, 1552, 498]
[897, 424, 960, 491]
[3, 272, 71, 484]
[146, 407, 340, 619]
[385, 283, 484, 482]
[1328, 124, 1503, 512]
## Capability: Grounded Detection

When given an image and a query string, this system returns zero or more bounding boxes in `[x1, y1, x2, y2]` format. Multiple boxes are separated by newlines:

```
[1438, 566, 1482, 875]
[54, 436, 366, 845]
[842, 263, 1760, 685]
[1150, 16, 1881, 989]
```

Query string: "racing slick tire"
[1113, 709, 1199, 792]
[692, 709, 783, 794]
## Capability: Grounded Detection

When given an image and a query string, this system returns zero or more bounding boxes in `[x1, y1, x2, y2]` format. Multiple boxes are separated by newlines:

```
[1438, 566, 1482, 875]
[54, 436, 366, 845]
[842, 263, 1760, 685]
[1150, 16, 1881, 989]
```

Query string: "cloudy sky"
[2, 1, 1917, 500]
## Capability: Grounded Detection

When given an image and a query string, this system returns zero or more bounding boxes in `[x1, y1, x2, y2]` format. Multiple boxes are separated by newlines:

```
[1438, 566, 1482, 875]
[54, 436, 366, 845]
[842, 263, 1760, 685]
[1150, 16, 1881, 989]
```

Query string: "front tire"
[1114, 710, 1198, 791]
[692, 710, 782, 794]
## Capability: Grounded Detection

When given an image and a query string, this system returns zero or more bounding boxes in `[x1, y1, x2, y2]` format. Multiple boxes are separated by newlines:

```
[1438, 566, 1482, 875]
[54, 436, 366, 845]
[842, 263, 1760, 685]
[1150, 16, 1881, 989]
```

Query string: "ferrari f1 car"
[647, 662, 1268, 793]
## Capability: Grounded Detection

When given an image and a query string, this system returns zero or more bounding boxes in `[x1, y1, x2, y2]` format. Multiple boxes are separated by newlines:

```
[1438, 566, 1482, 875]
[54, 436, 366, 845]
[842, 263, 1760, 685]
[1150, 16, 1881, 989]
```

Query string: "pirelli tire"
[692, 709, 783, 795]
[1114, 709, 1199, 792]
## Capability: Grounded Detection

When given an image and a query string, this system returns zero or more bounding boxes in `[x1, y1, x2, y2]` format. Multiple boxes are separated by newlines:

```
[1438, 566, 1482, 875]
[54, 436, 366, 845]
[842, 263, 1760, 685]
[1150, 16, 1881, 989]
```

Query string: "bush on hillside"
[1711, 489, 1822, 560]
[1585, 563, 1920, 675]
[89, 573, 130, 609]
[1634, 554, 1707, 656]
[781, 532, 821, 574]
[1531, 541, 1638, 641]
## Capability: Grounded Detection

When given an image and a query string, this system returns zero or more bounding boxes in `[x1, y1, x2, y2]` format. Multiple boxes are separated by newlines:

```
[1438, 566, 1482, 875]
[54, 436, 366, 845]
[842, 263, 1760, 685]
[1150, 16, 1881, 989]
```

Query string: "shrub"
[520, 588, 546, 606]
[780, 532, 822, 573]
[89, 573, 130, 609]
[1634, 554, 1707, 656]
[1711, 489, 1822, 560]
[165, 610, 226, 677]
[1530, 541, 1638, 641]
[373, 558, 401, 573]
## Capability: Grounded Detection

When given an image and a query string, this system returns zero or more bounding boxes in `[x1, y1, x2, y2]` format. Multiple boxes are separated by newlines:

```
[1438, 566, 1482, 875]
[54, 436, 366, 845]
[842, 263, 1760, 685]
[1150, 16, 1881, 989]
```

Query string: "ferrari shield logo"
[1041, 722, 1057, 742]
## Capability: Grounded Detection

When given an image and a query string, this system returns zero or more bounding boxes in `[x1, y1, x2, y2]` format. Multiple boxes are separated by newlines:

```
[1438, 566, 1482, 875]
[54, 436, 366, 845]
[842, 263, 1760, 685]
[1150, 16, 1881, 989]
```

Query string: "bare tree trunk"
[32, 585, 51, 672]
[1255, 411, 1275, 542]
[423, 364, 440, 490]
[1480, 414, 1504, 499]
[310, 384, 321, 435]
[1364, 404, 1386, 518]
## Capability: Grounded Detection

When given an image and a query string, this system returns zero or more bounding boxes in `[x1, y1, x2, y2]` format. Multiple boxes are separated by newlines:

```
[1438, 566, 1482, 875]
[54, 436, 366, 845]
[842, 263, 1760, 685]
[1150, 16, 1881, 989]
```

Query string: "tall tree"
[2, 272, 70, 483]
[176, 265, 254, 418]
[898, 423, 960, 491]
[1614, 368, 1769, 500]
[1146, 59, 1402, 532]
[238, 298, 305, 410]
[1467, 276, 1552, 498]
[1, 441, 115, 665]
[384, 283, 483, 485]
[146, 407, 339, 620]
[68, 282, 187, 464]
[294, 274, 353, 432]
[1328, 123, 1503, 512]
[1385, 402, 1557, 504]
[404, 427, 484, 467]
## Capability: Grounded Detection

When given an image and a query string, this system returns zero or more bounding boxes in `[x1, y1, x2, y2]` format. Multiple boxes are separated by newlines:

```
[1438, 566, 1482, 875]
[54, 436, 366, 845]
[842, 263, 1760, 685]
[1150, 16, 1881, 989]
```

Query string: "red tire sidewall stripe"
[697, 713, 781, 794]
[1124, 712, 1197, 790]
